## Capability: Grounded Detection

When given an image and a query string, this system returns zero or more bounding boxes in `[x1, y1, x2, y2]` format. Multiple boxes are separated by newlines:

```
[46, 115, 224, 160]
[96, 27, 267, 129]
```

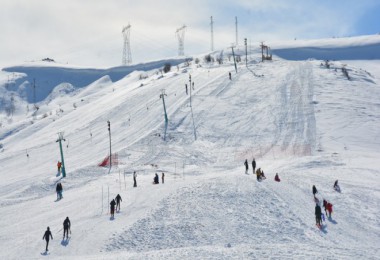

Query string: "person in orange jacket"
[57, 161, 62, 173]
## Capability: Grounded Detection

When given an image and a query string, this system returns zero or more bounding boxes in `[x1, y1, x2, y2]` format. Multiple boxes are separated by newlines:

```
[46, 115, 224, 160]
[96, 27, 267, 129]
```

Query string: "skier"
[312, 185, 318, 199]
[185, 84, 188, 95]
[42, 227, 53, 252]
[57, 161, 62, 174]
[274, 173, 280, 182]
[244, 159, 248, 174]
[315, 203, 322, 227]
[252, 158, 256, 174]
[153, 173, 159, 184]
[110, 199, 116, 218]
[56, 182, 63, 200]
[334, 180, 341, 192]
[63, 217, 71, 239]
[229, 72, 232, 80]
[326, 202, 333, 218]
[133, 171, 137, 187]
[162, 172, 165, 184]
[115, 194, 122, 212]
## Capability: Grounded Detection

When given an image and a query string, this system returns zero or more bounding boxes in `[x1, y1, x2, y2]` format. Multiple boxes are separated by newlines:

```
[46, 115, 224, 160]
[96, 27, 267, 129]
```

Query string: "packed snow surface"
[0, 35, 379, 259]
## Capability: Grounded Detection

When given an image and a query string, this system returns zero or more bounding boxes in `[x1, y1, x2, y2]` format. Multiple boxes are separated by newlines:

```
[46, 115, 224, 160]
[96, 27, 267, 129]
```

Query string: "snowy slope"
[0, 36, 379, 259]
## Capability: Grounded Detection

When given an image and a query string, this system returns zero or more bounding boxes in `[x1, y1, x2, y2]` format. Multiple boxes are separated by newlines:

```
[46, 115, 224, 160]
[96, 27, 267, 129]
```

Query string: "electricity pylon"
[122, 24, 132, 65]
[175, 25, 186, 56]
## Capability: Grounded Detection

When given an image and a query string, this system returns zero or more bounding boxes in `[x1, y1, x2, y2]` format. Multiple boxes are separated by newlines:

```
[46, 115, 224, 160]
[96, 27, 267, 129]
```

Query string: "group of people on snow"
[153, 172, 165, 184]
[313, 181, 340, 228]
[42, 217, 71, 252]
[244, 158, 281, 182]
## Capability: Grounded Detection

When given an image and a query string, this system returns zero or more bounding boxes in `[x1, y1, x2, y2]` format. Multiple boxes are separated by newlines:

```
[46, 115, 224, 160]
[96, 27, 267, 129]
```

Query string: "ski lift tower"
[175, 25, 187, 56]
[122, 24, 132, 65]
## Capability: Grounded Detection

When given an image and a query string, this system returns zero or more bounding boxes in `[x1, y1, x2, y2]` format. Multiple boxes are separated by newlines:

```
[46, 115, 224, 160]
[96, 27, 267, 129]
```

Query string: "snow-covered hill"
[0, 35, 379, 259]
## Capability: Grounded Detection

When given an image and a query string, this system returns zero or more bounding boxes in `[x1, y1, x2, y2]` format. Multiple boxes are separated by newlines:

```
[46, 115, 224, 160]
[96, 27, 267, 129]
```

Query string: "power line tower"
[122, 24, 132, 65]
[175, 25, 187, 56]
[235, 16, 238, 46]
[210, 16, 214, 52]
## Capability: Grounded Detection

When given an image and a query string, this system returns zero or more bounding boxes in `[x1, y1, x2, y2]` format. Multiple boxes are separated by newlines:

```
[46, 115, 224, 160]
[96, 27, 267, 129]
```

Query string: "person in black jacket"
[42, 227, 53, 252]
[244, 159, 248, 174]
[110, 199, 116, 217]
[63, 217, 71, 239]
[315, 203, 322, 226]
[115, 194, 122, 212]
[251, 158, 256, 174]
[312, 185, 318, 198]
[153, 173, 159, 184]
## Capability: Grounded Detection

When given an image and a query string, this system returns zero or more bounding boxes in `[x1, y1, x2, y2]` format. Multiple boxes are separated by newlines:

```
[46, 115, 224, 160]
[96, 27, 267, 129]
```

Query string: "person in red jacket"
[274, 173, 280, 182]
[57, 161, 62, 173]
[326, 202, 333, 218]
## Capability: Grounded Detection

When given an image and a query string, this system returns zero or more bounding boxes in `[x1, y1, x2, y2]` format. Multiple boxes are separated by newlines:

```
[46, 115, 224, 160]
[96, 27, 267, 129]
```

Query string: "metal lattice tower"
[210, 16, 214, 51]
[122, 24, 132, 65]
[175, 25, 186, 56]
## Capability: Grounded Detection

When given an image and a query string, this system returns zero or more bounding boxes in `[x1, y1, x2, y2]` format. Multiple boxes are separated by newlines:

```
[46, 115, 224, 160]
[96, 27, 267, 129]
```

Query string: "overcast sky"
[1, 0, 379, 68]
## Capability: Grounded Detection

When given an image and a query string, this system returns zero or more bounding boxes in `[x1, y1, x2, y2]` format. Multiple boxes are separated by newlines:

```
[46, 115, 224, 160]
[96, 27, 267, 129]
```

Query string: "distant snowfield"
[0, 35, 379, 259]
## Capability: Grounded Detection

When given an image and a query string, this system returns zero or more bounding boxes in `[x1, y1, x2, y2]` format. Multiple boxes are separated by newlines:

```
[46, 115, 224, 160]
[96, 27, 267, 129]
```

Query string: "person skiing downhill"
[115, 194, 122, 212]
[162, 172, 165, 184]
[244, 159, 249, 174]
[63, 217, 71, 239]
[110, 199, 116, 218]
[274, 173, 281, 182]
[315, 203, 322, 227]
[56, 182, 63, 200]
[252, 158, 256, 174]
[42, 227, 53, 252]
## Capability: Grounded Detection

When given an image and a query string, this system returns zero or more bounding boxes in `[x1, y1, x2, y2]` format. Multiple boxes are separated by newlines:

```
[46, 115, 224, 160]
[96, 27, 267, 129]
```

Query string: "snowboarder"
[63, 217, 71, 239]
[162, 172, 165, 184]
[244, 159, 248, 174]
[133, 171, 137, 187]
[110, 199, 116, 218]
[334, 180, 341, 192]
[315, 203, 322, 227]
[57, 161, 62, 174]
[42, 227, 53, 252]
[274, 173, 280, 182]
[312, 185, 318, 199]
[115, 194, 122, 212]
[56, 182, 63, 200]
[252, 158, 256, 174]
[326, 202, 333, 218]
[153, 173, 159, 184]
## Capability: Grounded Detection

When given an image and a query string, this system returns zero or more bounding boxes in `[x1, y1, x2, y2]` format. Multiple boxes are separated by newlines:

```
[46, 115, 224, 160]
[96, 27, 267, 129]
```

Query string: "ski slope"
[0, 36, 379, 259]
